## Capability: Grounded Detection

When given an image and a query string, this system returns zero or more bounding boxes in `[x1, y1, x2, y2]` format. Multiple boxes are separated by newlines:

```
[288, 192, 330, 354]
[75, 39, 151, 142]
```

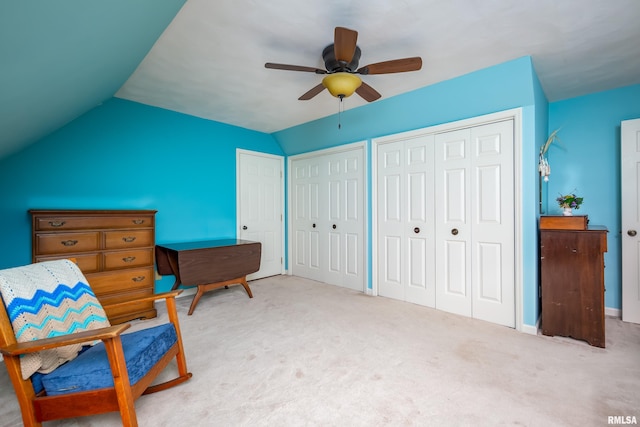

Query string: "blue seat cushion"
[32, 323, 177, 396]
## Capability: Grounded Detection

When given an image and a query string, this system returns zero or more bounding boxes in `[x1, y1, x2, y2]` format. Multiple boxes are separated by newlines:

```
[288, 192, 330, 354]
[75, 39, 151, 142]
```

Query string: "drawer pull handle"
[132, 276, 145, 282]
[122, 236, 137, 243]
[122, 256, 136, 263]
[49, 220, 66, 227]
[61, 240, 78, 246]
[132, 219, 145, 225]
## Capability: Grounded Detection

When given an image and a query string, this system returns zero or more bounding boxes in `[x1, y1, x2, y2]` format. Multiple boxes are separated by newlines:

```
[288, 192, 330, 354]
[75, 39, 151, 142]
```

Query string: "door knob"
[332, 224, 337, 229]
[451, 228, 459, 235]
[414, 227, 420, 234]
[628, 230, 637, 237]
[312, 223, 316, 228]
[242, 225, 248, 230]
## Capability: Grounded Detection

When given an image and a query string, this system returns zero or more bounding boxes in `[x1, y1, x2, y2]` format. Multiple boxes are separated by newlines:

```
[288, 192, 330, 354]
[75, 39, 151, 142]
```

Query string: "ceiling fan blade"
[298, 83, 326, 100]
[334, 27, 358, 63]
[357, 57, 422, 75]
[356, 81, 381, 102]
[265, 63, 327, 74]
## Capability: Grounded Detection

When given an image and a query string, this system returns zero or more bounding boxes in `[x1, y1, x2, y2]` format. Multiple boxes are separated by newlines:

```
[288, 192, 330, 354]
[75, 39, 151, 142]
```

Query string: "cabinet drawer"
[101, 289, 156, 323]
[35, 253, 100, 274]
[104, 230, 153, 249]
[35, 232, 100, 255]
[88, 267, 154, 295]
[35, 215, 154, 231]
[103, 249, 153, 271]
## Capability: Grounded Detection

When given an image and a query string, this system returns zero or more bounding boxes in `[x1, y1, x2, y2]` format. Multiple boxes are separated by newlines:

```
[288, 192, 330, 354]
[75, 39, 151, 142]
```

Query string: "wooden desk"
[155, 239, 261, 315]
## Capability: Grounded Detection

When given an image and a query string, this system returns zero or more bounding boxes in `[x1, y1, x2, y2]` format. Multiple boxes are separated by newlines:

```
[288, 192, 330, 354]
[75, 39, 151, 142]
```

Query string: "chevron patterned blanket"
[0, 259, 110, 379]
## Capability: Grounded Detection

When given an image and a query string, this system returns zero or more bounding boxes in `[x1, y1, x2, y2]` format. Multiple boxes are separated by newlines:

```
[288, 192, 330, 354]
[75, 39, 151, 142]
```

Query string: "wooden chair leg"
[2, 355, 42, 426]
[103, 336, 138, 427]
[165, 296, 189, 377]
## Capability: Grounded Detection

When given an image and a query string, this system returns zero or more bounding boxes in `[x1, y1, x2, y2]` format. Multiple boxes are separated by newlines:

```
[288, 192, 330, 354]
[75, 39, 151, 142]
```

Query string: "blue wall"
[0, 98, 284, 292]
[548, 84, 640, 310]
[273, 56, 537, 155]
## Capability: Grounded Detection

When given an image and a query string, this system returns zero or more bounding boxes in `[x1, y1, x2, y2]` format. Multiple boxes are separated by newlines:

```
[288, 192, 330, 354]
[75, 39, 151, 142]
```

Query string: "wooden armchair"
[0, 259, 192, 426]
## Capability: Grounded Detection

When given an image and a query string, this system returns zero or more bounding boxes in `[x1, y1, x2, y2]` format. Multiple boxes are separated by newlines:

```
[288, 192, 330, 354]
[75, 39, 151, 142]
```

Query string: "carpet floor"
[1, 274, 639, 426]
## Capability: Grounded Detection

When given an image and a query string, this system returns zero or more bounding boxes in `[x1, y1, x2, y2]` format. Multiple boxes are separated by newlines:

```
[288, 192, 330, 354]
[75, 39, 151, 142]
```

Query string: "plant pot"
[563, 207, 573, 216]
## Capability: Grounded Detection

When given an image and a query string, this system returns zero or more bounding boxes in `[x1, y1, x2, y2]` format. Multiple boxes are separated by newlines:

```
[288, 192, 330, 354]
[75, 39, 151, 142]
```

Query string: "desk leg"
[187, 275, 253, 315]
[167, 256, 183, 291]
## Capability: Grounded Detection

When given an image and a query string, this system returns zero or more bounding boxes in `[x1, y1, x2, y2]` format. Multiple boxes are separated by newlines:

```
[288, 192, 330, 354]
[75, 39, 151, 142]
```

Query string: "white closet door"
[434, 120, 515, 327]
[377, 136, 435, 306]
[291, 157, 323, 282]
[324, 148, 365, 291]
[435, 128, 473, 317]
[377, 141, 407, 300]
[469, 121, 515, 327]
[290, 144, 365, 292]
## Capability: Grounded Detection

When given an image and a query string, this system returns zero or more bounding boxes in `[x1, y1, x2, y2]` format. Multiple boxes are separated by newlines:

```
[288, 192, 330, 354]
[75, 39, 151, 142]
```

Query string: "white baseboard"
[521, 317, 540, 335]
[605, 307, 621, 318]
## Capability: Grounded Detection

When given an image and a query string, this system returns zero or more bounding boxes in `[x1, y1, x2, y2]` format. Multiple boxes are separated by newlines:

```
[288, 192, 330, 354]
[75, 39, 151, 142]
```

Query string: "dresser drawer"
[88, 267, 154, 295]
[35, 232, 100, 255]
[34, 215, 155, 231]
[104, 230, 154, 249]
[101, 289, 156, 324]
[103, 249, 153, 271]
[35, 253, 100, 274]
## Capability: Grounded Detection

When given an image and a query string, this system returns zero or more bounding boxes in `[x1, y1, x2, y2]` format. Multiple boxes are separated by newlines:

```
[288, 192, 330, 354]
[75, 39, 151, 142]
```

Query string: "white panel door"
[435, 129, 472, 317]
[469, 121, 515, 327]
[377, 136, 435, 306]
[621, 118, 640, 324]
[434, 120, 515, 327]
[377, 141, 405, 300]
[290, 144, 365, 291]
[291, 157, 323, 282]
[324, 148, 365, 291]
[237, 150, 284, 280]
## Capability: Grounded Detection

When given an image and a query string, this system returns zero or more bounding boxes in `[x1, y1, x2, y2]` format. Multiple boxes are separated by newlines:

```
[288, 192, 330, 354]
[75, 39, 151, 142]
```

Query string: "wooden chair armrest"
[102, 290, 183, 311]
[0, 324, 130, 356]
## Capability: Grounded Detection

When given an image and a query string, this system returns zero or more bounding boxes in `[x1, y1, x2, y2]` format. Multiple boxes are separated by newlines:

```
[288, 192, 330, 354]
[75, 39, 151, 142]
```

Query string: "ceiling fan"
[265, 27, 422, 102]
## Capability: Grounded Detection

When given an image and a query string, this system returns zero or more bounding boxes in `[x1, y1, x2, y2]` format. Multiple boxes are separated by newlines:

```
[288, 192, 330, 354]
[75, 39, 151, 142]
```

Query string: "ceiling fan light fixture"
[322, 72, 362, 98]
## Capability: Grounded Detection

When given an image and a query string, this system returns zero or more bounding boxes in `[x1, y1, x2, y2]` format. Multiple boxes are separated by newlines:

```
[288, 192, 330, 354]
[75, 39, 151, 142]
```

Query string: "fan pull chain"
[338, 95, 344, 129]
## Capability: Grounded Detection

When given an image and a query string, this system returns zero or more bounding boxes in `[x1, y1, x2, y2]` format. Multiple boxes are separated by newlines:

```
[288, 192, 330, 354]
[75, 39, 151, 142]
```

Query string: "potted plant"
[556, 193, 583, 216]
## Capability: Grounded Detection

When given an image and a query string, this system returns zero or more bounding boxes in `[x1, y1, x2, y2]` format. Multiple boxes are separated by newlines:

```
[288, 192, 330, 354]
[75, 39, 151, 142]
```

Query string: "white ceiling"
[115, 0, 640, 134]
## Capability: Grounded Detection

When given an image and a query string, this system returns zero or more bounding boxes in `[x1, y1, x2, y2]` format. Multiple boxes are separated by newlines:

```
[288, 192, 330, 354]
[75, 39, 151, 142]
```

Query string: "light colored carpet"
[1, 275, 639, 426]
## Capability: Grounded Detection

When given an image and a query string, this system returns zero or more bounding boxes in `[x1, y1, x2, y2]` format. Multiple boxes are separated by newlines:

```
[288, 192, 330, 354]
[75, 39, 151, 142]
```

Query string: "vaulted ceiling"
[2, 0, 639, 159]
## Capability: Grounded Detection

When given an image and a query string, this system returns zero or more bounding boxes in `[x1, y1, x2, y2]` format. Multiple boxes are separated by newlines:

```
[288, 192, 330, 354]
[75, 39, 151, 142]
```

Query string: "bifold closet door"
[324, 149, 365, 291]
[434, 120, 515, 327]
[377, 135, 436, 307]
[291, 146, 365, 292]
[291, 156, 323, 282]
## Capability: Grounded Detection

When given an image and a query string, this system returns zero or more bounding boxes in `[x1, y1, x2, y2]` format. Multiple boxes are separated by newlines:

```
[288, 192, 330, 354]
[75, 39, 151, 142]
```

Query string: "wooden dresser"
[30, 209, 158, 324]
[540, 222, 608, 347]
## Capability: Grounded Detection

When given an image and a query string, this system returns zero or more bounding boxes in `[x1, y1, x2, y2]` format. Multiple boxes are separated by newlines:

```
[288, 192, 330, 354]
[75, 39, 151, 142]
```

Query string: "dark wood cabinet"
[540, 226, 607, 347]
